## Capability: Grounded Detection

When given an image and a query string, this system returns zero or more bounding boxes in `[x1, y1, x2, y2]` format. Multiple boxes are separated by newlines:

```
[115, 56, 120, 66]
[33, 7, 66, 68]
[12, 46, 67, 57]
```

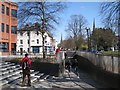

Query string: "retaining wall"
[75, 51, 120, 88]
[76, 51, 120, 74]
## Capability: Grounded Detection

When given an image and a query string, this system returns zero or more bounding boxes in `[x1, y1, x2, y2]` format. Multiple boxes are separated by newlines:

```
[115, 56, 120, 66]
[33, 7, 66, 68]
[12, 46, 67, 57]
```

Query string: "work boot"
[21, 82, 25, 87]
[27, 83, 31, 86]
[27, 80, 31, 86]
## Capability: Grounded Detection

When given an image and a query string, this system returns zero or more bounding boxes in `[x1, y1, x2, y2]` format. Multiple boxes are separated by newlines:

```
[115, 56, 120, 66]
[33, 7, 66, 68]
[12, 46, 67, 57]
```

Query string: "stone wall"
[76, 51, 120, 74]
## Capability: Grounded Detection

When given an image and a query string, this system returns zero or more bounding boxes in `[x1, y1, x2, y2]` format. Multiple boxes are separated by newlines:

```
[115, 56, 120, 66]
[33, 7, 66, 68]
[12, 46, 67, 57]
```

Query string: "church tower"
[60, 33, 63, 44]
[60, 33, 63, 49]
[93, 18, 96, 31]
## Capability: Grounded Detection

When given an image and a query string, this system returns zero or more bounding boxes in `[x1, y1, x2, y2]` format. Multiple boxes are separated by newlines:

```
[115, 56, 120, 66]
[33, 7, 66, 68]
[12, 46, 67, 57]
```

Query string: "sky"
[11, 0, 104, 43]
[54, 2, 103, 42]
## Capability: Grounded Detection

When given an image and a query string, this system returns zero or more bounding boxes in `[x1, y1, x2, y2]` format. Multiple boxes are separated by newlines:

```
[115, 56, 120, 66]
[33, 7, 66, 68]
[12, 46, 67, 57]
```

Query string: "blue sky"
[55, 2, 103, 42]
[11, 1, 103, 42]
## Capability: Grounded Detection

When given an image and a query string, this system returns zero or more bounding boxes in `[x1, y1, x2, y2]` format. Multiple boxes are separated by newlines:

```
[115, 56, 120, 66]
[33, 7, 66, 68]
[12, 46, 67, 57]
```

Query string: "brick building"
[0, 1, 18, 56]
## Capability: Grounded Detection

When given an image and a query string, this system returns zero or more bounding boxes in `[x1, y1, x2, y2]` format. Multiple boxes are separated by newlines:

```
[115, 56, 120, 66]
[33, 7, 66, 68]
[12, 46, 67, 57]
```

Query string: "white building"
[16, 30, 57, 55]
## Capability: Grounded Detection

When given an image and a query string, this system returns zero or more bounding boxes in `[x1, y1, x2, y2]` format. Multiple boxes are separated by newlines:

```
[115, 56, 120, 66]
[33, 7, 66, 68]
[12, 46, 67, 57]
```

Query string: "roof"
[17, 26, 54, 39]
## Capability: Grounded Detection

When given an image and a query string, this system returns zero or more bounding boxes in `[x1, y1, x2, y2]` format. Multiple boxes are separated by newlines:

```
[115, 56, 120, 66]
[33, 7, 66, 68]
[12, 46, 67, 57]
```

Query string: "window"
[6, 7, 9, 15]
[37, 39, 39, 44]
[45, 41, 47, 43]
[44, 35, 47, 39]
[20, 48, 23, 54]
[1, 23, 4, 32]
[28, 40, 30, 44]
[27, 32, 30, 36]
[11, 26, 17, 34]
[20, 40, 23, 44]
[20, 32, 23, 36]
[32, 47, 39, 53]
[6, 24, 9, 33]
[36, 31, 39, 35]
[0, 42, 2, 51]
[4, 42, 8, 52]
[2, 4, 4, 14]
[11, 9, 17, 18]
[0, 42, 8, 52]
[28, 48, 30, 53]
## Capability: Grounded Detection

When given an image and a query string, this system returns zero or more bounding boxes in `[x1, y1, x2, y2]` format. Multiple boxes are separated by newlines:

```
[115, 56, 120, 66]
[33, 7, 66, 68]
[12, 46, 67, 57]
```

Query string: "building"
[0, 1, 18, 56]
[16, 28, 57, 55]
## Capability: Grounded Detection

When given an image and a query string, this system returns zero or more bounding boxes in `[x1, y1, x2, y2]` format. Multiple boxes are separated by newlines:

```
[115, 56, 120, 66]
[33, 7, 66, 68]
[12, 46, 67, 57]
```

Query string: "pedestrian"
[66, 59, 71, 72]
[55, 47, 61, 62]
[64, 52, 67, 59]
[74, 59, 79, 78]
[55, 47, 60, 57]
[74, 59, 78, 71]
[21, 53, 31, 86]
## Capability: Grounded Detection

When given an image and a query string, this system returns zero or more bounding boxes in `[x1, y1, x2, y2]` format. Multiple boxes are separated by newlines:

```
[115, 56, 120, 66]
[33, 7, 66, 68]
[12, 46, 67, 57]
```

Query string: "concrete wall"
[73, 54, 120, 88]
[76, 51, 120, 74]
[31, 62, 61, 76]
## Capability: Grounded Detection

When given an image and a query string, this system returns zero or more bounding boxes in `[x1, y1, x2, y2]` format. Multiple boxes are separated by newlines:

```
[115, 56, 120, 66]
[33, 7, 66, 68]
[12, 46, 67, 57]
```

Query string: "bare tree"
[18, 1, 66, 58]
[60, 37, 75, 50]
[100, 1, 120, 32]
[100, 1, 120, 50]
[65, 14, 88, 49]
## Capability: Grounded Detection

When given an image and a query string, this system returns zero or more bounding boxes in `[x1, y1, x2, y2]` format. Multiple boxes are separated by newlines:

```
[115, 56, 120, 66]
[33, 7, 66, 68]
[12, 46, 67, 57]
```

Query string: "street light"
[85, 27, 90, 51]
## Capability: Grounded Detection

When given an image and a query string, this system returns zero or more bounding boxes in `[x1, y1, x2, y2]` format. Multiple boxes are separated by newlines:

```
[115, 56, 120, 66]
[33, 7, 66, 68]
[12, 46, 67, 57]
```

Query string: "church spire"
[60, 33, 63, 43]
[93, 18, 95, 31]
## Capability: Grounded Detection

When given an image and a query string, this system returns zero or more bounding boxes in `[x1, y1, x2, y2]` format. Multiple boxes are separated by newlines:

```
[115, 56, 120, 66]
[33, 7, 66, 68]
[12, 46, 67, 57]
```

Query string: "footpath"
[0, 61, 109, 90]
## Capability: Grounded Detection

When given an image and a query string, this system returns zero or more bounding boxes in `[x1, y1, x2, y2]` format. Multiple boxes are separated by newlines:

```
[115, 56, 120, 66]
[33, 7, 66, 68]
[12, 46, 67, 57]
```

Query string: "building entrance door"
[20, 48, 23, 55]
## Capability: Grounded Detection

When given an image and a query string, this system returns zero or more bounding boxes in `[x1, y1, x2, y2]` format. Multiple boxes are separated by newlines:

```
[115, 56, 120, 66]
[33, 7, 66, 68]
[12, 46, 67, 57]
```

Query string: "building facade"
[17, 30, 57, 55]
[0, 1, 18, 56]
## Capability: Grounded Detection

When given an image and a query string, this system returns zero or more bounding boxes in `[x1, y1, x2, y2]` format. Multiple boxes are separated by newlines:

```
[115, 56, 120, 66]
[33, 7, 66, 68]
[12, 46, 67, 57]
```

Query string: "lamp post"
[85, 27, 90, 51]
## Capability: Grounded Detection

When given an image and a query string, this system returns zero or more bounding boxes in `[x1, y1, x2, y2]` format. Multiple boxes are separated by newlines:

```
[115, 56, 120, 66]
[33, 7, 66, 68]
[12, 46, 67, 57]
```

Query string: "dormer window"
[44, 35, 47, 39]
[20, 32, 23, 36]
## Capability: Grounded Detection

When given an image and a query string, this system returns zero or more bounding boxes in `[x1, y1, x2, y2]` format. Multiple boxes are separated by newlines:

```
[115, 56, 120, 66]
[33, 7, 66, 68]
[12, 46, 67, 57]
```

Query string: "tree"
[18, 1, 66, 58]
[65, 14, 88, 50]
[91, 28, 117, 51]
[100, 1, 120, 32]
[60, 36, 87, 51]
[63, 38, 75, 50]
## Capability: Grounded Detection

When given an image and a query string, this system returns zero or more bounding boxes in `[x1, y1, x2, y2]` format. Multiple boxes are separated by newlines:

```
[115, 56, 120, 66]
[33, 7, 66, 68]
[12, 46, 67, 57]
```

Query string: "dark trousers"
[22, 69, 31, 85]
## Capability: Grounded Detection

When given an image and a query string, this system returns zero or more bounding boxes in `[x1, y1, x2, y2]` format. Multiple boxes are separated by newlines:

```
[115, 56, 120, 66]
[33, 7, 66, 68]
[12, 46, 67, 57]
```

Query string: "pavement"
[0, 60, 109, 90]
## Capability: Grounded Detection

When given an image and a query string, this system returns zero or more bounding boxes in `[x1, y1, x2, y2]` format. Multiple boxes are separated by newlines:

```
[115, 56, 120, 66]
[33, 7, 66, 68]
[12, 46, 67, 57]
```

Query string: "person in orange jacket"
[21, 53, 31, 86]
